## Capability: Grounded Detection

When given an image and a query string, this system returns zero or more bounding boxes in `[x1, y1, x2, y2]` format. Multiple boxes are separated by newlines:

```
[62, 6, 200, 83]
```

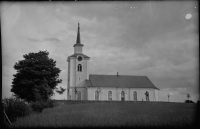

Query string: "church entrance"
[121, 91, 125, 101]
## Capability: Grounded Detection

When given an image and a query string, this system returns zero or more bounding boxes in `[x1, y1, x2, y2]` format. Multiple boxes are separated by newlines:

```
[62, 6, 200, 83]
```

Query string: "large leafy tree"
[11, 51, 62, 102]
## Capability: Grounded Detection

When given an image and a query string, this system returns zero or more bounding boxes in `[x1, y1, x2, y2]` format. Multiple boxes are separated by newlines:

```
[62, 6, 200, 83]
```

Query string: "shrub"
[184, 100, 194, 103]
[30, 99, 55, 113]
[2, 97, 32, 126]
[30, 101, 45, 113]
[45, 99, 55, 108]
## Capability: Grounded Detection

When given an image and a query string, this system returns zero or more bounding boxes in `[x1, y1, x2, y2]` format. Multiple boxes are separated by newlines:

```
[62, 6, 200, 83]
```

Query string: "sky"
[1, 1, 199, 102]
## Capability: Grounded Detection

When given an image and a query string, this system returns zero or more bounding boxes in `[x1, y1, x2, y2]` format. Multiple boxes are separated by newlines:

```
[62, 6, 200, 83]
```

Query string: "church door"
[121, 91, 125, 101]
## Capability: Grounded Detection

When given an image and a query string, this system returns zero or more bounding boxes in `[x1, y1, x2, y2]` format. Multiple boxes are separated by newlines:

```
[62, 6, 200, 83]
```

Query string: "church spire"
[73, 22, 83, 47]
[76, 22, 81, 44]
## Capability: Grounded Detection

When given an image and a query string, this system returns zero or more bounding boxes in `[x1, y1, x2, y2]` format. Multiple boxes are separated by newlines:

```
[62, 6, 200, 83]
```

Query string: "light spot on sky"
[185, 14, 192, 19]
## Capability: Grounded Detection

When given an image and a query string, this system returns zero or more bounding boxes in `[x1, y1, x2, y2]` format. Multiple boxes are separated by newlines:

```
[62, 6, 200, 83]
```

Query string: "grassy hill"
[11, 101, 197, 127]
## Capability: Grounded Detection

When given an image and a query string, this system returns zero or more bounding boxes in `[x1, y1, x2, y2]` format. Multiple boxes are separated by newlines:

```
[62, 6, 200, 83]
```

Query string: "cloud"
[27, 37, 61, 43]
[44, 38, 61, 42]
[27, 38, 41, 42]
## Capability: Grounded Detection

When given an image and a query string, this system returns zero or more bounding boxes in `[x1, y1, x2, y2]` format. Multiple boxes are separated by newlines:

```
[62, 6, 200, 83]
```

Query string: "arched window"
[121, 91, 125, 101]
[108, 91, 112, 101]
[145, 91, 149, 101]
[95, 90, 99, 101]
[133, 91, 137, 101]
[77, 64, 82, 72]
[77, 91, 81, 100]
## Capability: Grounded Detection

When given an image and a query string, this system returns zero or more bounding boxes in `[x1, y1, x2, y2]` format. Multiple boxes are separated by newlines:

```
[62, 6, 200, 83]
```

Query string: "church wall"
[116, 88, 129, 101]
[69, 58, 76, 87]
[68, 57, 90, 100]
[68, 87, 87, 100]
[74, 46, 82, 54]
[87, 87, 93, 100]
[86, 60, 89, 79]
[87, 87, 117, 101]
[87, 87, 131, 101]
[87, 87, 97, 100]
[68, 58, 76, 100]
[129, 88, 157, 101]
[101, 87, 117, 101]
[87, 87, 158, 101]
[69, 88, 75, 100]
[76, 87, 87, 100]
[155, 89, 159, 101]
[68, 57, 89, 100]
[148, 88, 157, 101]
[67, 61, 70, 100]
[76, 59, 88, 87]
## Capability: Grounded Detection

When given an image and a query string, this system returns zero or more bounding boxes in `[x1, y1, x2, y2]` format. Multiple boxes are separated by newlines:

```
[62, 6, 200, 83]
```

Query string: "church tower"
[67, 23, 90, 100]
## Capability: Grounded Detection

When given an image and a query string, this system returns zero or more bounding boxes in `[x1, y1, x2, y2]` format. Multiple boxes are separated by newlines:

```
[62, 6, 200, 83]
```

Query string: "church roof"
[86, 74, 159, 89]
[86, 80, 92, 86]
[68, 53, 90, 58]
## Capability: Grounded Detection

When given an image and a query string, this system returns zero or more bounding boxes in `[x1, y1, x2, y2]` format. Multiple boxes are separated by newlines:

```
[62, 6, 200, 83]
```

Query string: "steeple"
[74, 22, 84, 47]
[67, 22, 90, 100]
[76, 22, 81, 44]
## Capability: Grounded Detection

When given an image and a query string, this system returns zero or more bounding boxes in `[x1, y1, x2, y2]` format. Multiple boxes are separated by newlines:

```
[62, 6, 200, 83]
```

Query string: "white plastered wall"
[68, 56, 89, 100]
[129, 88, 157, 101]
[74, 46, 83, 54]
[76, 59, 89, 87]
[87, 87, 158, 101]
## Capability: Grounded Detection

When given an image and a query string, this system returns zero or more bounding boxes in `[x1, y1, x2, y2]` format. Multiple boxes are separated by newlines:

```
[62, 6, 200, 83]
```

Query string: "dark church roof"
[86, 74, 159, 90]
[68, 53, 90, 58]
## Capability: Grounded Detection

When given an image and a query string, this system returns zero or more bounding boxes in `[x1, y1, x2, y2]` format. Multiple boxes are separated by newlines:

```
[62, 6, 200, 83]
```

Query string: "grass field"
[11, 101, 197, 127]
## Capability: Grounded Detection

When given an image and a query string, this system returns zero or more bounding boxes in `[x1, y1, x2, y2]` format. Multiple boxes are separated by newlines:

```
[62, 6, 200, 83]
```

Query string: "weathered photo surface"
[1, 1, 198, 128]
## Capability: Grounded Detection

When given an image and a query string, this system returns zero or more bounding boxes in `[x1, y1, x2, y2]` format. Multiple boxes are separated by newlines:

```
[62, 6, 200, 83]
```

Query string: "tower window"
[78, 64, 82, 72]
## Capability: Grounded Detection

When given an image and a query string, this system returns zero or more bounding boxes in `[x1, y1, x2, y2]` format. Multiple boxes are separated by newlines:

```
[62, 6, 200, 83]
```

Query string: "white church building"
[67, 23, 159, 101]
